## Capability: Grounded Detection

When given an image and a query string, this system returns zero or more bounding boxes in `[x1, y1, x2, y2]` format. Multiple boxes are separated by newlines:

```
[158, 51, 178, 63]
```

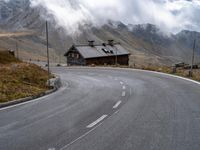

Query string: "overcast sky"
[30, 0, 200, 35]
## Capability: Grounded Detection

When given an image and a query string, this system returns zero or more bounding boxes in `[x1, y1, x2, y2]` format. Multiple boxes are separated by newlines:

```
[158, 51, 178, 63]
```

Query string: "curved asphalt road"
[0, 67, 200, 150]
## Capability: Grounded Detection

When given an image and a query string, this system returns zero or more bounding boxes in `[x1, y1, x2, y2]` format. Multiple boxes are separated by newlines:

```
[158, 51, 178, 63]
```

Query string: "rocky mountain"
[0, 0, 29, 21]
[176, 30, 200, 54]
[0, 0, 199, 66]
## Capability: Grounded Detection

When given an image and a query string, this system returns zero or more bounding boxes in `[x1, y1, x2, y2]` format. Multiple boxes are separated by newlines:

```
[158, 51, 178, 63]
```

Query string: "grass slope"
[139, 65, 200, 82]
[0, 51, 50, 103]
[0, 51, 20, 64]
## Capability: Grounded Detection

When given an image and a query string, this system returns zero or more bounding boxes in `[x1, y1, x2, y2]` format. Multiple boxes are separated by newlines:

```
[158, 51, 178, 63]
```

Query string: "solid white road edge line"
[0, 86, 67, 111]
[120, 68, 200, 86]
[113, 101, 122, 109]
[122, 91, 126, 97]
[74, 67, 200, 86]
[60, 111, 120, 150]
[87, 115, 108, 128]
[60, 122, 104, 150]
[67, 67, 200, 86]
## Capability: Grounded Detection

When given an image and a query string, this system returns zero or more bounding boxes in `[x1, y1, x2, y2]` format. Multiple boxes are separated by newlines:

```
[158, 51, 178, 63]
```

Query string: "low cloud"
[30, 0, 200, 35]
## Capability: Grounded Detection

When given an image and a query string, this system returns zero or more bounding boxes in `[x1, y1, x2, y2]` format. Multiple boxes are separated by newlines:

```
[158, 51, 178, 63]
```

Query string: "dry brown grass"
[0, 51, 51, 103]
[136, 65, 200, 82]
[0, 51, 20, 64]
[0, 63, 50, 103]
[175, 69, 200, 82]
[88, 63, 200, 82]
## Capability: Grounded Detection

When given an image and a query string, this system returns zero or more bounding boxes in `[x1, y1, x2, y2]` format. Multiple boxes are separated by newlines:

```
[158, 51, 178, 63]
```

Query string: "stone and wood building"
[64, 40, 130, 66]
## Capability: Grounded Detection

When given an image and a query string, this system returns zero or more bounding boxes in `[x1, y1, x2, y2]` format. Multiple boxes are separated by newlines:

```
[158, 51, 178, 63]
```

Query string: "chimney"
[88, 40, 95, 47]
[108, 40, 114, 46]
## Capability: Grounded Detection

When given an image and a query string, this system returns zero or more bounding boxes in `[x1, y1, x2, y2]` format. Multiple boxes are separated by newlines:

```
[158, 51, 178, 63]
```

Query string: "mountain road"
[0, 67, 200, 150]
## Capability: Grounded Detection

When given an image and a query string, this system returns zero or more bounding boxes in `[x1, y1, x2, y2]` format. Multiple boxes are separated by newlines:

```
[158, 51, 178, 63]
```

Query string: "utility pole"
[59, 54, 61, 64]
[16, 42, 19, 59]
[46, 21, 50, 87]
[115, 48, 118, 66]
[189, 39, 196, 77]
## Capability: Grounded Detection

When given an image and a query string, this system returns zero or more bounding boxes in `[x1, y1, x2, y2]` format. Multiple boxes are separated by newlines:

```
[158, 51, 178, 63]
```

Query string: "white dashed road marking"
[113, 101, 122, 109]
[87, 115, 108, 128]
[122, 91, 126, 97]
[122, 86, 126, 90]
[120, 81, 124, 85]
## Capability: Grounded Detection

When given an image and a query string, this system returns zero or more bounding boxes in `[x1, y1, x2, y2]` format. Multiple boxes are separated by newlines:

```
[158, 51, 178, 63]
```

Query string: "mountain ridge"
[0, 0, 199, 66]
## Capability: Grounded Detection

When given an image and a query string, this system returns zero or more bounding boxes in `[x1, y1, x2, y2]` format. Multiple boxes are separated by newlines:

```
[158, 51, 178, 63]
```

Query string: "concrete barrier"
[49, 75, 62, 89]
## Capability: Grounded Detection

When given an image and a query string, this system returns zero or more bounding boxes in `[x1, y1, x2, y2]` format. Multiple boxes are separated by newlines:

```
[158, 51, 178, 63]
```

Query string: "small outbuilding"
[64, 40, 130, 66]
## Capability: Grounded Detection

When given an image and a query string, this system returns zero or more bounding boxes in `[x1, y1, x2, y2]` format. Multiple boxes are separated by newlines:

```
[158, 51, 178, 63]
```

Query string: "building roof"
[65, 42, 130, 59]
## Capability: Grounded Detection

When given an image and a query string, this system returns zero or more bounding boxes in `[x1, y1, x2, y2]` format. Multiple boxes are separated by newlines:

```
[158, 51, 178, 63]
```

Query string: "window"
[69, 53, 79, 58]
[76, 54, 79, 59]
[102, 48, 114, 54]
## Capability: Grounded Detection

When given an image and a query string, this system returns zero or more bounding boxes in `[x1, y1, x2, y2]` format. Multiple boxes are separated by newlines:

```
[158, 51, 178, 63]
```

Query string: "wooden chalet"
[64, 40, 130, 66]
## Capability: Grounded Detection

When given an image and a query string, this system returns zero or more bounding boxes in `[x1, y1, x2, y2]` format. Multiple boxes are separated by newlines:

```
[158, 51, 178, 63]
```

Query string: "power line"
[16, 42, 19, 59]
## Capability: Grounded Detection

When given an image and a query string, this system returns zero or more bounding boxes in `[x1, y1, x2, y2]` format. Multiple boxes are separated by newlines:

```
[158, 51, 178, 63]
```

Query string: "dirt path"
[0, 31, 35, 37]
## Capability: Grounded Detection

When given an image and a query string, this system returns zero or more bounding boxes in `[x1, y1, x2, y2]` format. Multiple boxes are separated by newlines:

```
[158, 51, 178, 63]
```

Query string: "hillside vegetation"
[0, 51, 20, 64]
[1, 0, 200, 67]
[0, 50, 50, 103]
[138, 65, 200, 82]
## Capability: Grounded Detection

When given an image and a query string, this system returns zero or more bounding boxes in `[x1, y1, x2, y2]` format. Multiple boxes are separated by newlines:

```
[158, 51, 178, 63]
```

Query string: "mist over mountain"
[0, 0, 199, 66]
[29, 0, 200, 34]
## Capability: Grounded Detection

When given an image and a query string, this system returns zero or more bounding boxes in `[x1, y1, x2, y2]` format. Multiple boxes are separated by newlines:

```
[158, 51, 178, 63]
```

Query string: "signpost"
[189, 39, 196, 77]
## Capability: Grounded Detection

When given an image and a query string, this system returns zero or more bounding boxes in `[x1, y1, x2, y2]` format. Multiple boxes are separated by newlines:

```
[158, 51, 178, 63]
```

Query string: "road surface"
[0, 67, 200, 150]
